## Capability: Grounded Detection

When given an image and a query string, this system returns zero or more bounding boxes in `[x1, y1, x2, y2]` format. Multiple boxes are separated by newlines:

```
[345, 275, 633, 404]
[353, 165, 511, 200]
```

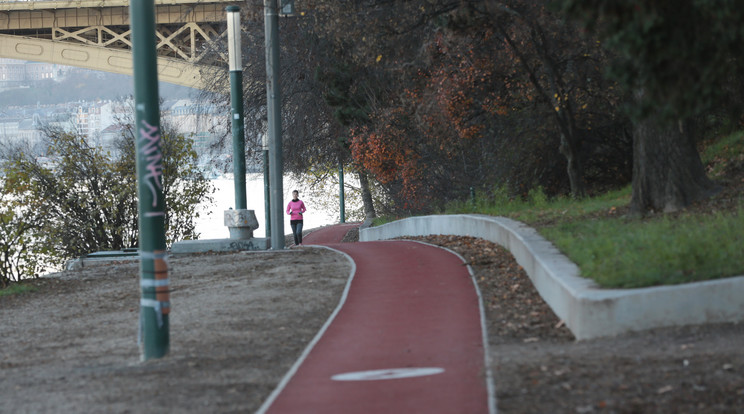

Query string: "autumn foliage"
[205, 1, 637, 215]
[331, 2, 630, 212]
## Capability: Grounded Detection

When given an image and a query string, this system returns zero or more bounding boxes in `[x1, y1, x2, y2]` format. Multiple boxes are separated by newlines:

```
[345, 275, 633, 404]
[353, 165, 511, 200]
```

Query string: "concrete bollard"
[224, 209, 259, 240]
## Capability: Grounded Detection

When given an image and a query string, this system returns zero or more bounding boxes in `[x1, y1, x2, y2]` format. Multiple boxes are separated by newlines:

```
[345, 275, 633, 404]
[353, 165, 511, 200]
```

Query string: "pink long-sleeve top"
[286, 199, 306, 221]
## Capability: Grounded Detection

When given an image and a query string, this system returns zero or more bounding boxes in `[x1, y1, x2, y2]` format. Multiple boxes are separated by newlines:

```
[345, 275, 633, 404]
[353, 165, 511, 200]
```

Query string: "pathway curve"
[258, 224, 494, 413]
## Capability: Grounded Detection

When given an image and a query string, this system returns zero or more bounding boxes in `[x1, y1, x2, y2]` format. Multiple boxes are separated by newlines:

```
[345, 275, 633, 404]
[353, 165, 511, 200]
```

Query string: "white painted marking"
[255, 247, 357, 414]
[412, 240, 498, 414]
[331, 367, 445, 381]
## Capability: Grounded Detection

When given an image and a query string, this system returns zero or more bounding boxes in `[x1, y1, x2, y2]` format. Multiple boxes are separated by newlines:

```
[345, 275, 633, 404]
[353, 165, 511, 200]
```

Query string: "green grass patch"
[0, 282, 38, 297]
[540, 209, 744, 288]
[441, 183, 743, 289]
[701, 130, 744, 177]
[702, 130, 744, 163]
[445, 185, 632, 224]
[372, 215, 410, 227]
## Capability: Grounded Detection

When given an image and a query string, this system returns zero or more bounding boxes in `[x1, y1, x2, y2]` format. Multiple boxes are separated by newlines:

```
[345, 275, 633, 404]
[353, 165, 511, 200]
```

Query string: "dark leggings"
[290, 220, 303, 245]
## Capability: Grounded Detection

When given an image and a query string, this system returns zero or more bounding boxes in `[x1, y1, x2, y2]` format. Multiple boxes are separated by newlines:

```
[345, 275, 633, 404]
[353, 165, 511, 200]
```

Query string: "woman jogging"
[286, 190, 306, 246]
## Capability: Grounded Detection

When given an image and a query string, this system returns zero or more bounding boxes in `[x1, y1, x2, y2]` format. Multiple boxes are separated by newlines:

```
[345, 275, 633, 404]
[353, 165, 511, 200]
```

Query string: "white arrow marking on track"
[331, 367, 445, 381]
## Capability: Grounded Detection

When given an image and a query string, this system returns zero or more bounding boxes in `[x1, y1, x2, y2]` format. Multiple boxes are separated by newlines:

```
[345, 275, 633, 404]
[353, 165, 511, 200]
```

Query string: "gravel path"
[1, 249, 351, 414]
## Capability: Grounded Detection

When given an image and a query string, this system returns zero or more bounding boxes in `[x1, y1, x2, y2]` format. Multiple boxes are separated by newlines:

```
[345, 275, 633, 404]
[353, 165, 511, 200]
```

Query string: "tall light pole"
[227, 6, 247, 210]
[263, 133, 271, 238]
[265, 0, 284, 249]
[130, 0, 169, 361]
[339, 161, 345, 223]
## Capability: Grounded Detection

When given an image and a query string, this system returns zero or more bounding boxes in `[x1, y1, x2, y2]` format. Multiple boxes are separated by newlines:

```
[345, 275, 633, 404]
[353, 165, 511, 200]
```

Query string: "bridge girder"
[0, 0, 239, 89]
[0, 33, 211, 88]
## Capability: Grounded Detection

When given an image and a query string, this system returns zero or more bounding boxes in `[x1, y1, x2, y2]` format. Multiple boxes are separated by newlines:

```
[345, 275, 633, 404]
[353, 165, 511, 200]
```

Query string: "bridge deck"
[0, 0, 236, 29]
[0, 0, 235, 12]
[0, 0, 238, 88]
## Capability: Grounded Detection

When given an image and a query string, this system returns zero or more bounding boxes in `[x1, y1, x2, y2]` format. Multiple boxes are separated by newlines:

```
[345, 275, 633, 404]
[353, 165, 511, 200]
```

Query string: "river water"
[193, 174, 339, 240]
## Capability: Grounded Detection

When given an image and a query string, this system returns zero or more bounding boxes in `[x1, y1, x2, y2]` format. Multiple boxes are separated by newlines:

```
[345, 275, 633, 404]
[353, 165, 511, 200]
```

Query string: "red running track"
[303, 223, 361, 245]
[258, 224, 494, 414]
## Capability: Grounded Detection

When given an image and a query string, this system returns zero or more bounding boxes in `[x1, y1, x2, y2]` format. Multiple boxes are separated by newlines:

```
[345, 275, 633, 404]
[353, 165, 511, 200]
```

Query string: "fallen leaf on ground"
[657, 385, 673, 394]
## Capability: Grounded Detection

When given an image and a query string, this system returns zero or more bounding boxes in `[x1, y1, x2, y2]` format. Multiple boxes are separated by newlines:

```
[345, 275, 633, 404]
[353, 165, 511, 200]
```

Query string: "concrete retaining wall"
[360, 214, 744, 340]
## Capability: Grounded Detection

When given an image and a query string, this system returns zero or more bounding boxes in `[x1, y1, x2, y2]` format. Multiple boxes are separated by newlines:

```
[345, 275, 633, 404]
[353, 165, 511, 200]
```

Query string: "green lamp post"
[227, 5, 247, 210]
[263, 133, 271, 238]
[265, 0, 284, 249]
[130, 0, 169, 361]
[339, 162, 345, 223]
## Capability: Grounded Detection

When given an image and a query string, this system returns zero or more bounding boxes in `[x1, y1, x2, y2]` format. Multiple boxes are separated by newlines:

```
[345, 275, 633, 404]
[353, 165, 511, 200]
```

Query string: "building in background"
[0, 58, 67, 90]
[76, 103, 102, 137]
[1, 97, 230, 167]
[0, 61, 231, 170]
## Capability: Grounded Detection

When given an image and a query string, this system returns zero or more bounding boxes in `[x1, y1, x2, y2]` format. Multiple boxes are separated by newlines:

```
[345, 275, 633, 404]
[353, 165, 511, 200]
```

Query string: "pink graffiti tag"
[139, 120, 164, 210]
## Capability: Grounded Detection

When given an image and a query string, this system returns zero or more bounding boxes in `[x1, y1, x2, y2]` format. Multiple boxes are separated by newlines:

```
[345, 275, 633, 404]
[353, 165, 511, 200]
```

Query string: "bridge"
[0, 0, 241, 89]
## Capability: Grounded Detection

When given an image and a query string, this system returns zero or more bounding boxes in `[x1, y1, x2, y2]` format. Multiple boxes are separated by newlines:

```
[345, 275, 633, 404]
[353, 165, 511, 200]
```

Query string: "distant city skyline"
[0, 97, 226, 158]
[0, 57, 201, 106]
[0, 57, 231, 168]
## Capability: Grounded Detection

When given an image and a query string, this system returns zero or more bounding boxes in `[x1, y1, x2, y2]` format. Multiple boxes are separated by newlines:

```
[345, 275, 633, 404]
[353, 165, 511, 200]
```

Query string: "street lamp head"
[226, 7, 241, 71]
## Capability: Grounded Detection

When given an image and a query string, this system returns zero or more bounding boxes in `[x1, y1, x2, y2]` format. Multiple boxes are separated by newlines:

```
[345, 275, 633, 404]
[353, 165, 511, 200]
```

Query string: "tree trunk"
[356, 170, 376, 219]
[556, 115, 587, 199]
[630, 116, 719, 215]
[495, 17, 588, 199]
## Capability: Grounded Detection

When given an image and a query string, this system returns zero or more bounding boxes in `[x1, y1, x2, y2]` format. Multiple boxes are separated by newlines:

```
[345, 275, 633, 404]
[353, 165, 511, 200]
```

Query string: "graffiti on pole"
[139, 120, 165, 217]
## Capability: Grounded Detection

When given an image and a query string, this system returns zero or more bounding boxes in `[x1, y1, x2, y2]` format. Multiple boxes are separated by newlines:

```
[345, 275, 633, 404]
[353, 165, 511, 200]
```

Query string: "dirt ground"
[0, 248, 351, 414]
[2, 231, 743, 413]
